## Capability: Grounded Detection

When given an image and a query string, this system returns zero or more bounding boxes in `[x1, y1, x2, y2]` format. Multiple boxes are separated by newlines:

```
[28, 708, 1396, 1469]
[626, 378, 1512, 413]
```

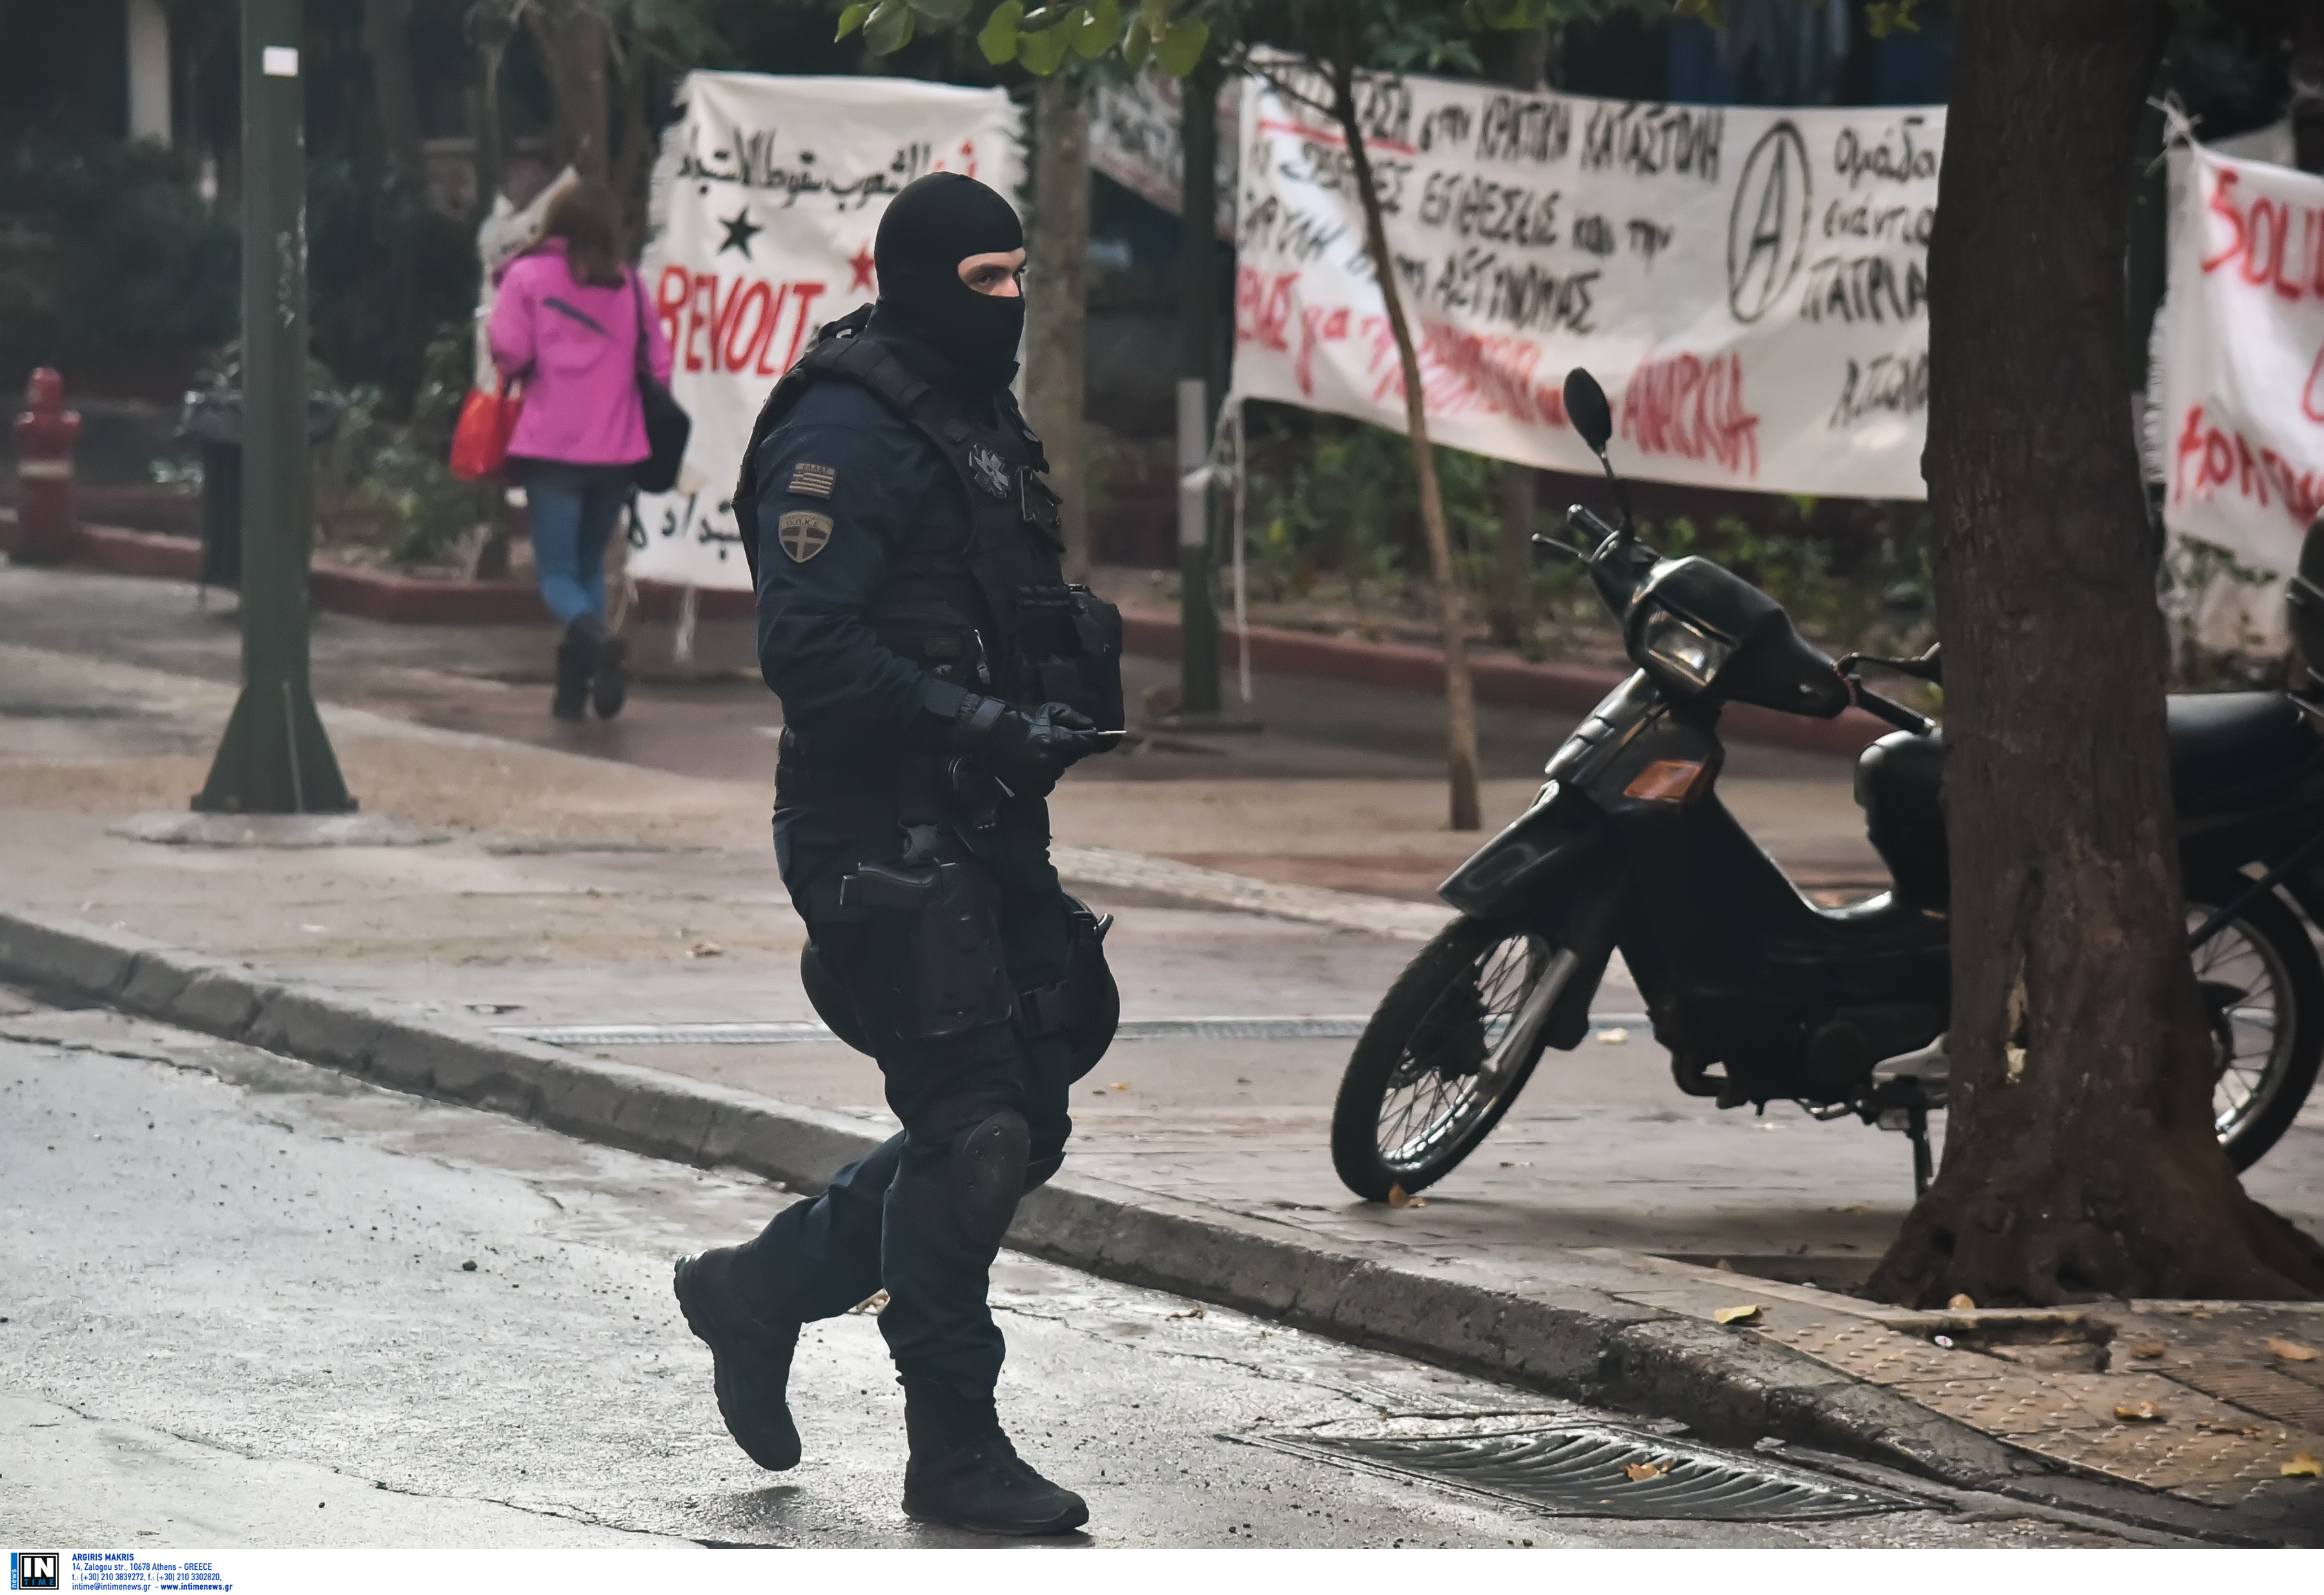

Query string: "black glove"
[951, 695, 1108, 796]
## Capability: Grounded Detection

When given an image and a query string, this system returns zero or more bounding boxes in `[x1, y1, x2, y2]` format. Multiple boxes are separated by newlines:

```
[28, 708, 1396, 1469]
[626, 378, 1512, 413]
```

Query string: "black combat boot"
[591, 629, 629, 720]
[901, 1377, 1088, 1536]
[672, 1249, 802, 1470]
[552, 618, 596, 722]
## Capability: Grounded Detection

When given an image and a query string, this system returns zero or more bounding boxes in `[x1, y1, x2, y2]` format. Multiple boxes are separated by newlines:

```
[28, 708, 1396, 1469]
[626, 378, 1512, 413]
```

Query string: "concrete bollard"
[10, 367, 81, 564]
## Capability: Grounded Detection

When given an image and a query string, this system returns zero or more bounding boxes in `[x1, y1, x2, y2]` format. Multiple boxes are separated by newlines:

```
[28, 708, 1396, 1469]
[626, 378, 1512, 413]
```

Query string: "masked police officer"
[671, 172, 1124, 1537]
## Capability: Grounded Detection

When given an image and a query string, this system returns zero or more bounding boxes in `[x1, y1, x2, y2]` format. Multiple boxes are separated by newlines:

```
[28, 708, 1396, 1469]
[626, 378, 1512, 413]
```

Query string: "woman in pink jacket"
[488, 181, 674, 721]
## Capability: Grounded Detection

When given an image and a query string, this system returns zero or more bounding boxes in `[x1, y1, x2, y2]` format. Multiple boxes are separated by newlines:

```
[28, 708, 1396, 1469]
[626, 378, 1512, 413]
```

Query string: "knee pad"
[892, 1106, 1030, 1266]
[950, 1109, 1030, 1255]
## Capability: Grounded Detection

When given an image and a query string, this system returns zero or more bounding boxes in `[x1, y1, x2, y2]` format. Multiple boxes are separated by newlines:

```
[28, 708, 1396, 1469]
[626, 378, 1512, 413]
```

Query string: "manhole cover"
[1243, 1420, 1926, 1521]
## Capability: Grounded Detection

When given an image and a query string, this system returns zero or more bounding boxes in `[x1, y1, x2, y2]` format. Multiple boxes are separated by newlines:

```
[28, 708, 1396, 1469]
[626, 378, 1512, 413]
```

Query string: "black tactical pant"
[729, 795, 1075, 1395]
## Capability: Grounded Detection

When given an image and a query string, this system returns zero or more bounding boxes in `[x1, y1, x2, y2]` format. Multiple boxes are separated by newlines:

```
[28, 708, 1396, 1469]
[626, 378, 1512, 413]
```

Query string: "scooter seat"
[2166, 692, 2321, 812]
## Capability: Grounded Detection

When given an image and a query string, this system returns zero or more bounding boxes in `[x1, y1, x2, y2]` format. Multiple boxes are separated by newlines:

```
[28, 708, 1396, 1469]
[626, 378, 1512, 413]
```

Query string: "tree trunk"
[363, 0, 423, 409]
[362, 0, 425, 182]
[611, 43, 653, 252]
[526, 2, 611, 183]
[1329, 53, 1483, 832]
[1491, 463, 1537, 653]
[1026, 76, 1092, 580]
[1487, 28, 1548, 655]
[1867, 0, 2324, 1308]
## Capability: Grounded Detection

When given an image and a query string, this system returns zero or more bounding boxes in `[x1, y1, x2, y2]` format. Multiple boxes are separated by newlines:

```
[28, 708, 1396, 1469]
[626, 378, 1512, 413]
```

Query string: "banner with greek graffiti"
[2155, 139, 2324, 652]
[1228, 63, 1944, 500]
[630, 71, 1023, 591]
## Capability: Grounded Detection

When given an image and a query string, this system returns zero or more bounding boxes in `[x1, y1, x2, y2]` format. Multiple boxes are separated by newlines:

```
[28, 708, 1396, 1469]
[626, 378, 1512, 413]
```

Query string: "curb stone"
[0, 902, 2274, 1541]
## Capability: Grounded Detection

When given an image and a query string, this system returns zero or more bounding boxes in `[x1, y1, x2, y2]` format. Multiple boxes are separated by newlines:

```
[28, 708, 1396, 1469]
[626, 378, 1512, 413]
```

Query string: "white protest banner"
[1229, 62, 1943, 500]
[1090, 70, 1238, 239]
[632, 71, 1023, 591]
[2154, 137, 2324, 652]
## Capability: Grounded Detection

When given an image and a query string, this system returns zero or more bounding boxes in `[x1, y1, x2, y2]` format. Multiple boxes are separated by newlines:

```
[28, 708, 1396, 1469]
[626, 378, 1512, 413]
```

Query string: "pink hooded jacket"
[487, 239, 675, 467]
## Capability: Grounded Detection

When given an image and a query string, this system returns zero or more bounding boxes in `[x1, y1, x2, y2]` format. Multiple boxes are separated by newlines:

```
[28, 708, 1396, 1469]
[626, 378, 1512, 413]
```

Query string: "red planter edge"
[12, 511, 1882, 757]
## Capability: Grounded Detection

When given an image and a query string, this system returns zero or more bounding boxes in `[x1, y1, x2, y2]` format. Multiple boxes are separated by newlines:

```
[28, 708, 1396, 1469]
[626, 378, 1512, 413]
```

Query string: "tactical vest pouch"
[1014, 584, 1125, 732]
[837, 858, 1014, 1040]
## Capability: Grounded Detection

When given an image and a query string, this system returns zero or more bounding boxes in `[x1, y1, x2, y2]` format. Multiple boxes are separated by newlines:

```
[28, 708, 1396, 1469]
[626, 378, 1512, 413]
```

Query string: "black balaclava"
[875, 172, 1025, 392]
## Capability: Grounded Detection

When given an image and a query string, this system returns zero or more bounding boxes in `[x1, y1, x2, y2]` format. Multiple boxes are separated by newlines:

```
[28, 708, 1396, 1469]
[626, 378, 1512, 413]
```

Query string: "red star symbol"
[847, 243, 876, 294]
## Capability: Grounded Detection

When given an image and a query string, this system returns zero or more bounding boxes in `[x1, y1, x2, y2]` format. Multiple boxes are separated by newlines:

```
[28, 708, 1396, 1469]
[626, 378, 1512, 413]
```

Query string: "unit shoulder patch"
[778, 510, 834, 562]
[788, 462, 838, 498]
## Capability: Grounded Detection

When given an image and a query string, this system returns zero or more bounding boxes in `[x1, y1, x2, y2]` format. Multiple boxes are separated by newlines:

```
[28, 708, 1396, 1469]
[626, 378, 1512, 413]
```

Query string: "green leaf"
[835, 1, 873, 40]
[1072, 0, 1121, 59]
[1155, 15, 1208, 77]
[976, 0, 1024, 62]
[863, 0, 915, 54]
[908, 0, 975, 21]
[1121, 15, 1152, 70]
[1866, 0, 1920, 36]
[1015, 17, 1075, 74]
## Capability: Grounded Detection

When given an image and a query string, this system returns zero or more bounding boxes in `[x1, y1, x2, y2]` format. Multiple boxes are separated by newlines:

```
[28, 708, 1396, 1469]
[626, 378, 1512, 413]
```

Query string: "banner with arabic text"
[631, 71, 1024, 591]
[1229, 63, 1944, 500]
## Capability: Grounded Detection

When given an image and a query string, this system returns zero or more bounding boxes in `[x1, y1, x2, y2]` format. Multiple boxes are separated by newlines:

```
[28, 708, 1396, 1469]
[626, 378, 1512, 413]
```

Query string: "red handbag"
[449, 378, 523, 480]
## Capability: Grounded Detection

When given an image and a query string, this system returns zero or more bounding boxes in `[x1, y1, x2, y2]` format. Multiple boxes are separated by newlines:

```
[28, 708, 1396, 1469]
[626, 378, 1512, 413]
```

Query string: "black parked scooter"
[1330, 369, 2324, 1201]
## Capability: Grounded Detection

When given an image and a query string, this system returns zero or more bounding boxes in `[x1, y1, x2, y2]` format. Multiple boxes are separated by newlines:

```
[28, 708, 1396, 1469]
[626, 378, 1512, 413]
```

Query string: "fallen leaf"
[1713, 1304, 1764, 1326]
[1110, 1082, 1130, 1092]
[1947, 1293, 1977, 1311]
[1387, 1184, 1411, 1208]
[848, 1290, 888, 1315]
[1622, 1460, 1666, 1482]
[686, 940, 724, 959]
[2266, 1336, 2319, 1363]
[1714, 1259, 1735, 1273]
[2283, 1454, 2321, 1478]
[1599, 1028, 1629, 1046]
[1167, 1306, 1205, 1321]
[2126, 1339, 2166, 1359]
[2114, 1401, 2166, 1423]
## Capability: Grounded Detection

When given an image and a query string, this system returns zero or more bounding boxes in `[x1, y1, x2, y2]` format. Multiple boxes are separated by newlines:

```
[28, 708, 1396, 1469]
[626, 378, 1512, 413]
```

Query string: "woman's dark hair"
[542, 180, 626, 288]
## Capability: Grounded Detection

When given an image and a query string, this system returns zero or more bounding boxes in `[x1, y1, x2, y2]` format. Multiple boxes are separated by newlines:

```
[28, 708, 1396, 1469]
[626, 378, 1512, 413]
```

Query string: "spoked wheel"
[1331, 917, 1584, 1201]
[2190, 889, 2324, 1172]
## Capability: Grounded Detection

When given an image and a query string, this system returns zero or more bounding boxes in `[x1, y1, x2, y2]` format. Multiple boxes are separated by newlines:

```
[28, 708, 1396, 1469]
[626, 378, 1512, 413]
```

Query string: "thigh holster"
[835, 855, 1014, 1042]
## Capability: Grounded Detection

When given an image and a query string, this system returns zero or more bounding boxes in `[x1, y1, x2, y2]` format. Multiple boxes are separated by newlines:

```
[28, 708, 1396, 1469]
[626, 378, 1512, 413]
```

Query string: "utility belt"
[808, 799, 1117, 1063]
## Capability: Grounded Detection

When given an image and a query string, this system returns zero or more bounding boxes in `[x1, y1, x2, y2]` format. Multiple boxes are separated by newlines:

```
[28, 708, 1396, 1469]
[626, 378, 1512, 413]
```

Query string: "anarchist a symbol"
[1727, 122, 1812, 324]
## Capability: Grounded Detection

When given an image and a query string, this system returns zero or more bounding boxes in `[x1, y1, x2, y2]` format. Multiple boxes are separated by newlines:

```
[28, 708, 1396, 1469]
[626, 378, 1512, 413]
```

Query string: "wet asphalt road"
[0, 1004, 2125, 1550]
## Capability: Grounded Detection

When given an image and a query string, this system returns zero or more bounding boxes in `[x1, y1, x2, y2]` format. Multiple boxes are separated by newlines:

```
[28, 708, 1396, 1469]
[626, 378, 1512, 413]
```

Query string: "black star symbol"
[717, 208, 762, 258]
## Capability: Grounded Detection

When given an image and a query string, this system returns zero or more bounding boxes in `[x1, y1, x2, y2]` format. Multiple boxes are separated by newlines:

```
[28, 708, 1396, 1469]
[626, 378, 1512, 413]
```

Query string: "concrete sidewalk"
[2, 633, 2321, 1540]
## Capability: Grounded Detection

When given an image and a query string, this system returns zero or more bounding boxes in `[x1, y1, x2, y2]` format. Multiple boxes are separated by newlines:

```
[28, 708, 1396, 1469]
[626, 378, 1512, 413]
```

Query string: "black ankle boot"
[552, 618, 597, 722]
[591, 629, 629, 720]
[901, 1377, 1087, 1536]
[673, 1249, 802, 1471]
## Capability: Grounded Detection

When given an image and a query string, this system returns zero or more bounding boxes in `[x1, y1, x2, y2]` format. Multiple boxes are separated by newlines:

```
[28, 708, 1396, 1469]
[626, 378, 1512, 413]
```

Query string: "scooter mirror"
[1564, 368, 1614, 458]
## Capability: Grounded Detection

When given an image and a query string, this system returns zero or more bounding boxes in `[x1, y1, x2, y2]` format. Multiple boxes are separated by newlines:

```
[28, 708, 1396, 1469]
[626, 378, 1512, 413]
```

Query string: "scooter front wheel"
[1330, 917, 1581, 1201]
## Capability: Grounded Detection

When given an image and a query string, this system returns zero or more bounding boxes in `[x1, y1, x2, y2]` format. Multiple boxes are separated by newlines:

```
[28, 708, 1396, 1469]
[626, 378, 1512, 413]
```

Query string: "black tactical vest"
[736, 307, 1124, 732]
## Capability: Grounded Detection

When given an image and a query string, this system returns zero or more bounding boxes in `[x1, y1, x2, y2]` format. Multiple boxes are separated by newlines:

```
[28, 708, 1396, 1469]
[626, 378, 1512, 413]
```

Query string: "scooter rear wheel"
[1330, 917, 1580, 1201]
[2191, 888, 2324, 1171]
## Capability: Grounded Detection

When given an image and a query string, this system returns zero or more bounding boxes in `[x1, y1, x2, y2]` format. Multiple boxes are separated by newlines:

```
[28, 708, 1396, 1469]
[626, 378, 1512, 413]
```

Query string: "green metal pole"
[1176, 58, 1221, 719]
[195, 0, 354, 815]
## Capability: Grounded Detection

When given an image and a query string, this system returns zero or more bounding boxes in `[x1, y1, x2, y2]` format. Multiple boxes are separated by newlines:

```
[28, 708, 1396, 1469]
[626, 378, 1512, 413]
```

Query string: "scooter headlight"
[1638, 607, 1734, 692]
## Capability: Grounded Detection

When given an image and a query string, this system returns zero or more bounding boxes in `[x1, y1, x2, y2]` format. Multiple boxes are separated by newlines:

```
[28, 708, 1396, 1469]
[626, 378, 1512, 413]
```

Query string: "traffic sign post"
[194, 0, 353, 816]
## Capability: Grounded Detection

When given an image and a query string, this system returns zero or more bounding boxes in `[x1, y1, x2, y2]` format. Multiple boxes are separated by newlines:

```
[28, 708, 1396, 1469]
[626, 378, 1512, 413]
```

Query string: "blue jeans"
[522, 461, 629, 627]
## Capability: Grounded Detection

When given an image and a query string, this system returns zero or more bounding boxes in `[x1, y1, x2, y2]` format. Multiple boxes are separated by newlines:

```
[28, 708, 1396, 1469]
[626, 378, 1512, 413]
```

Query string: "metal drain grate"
[495, 1013, 1653, 1048]
[1243, 1421, 1924, 1522]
